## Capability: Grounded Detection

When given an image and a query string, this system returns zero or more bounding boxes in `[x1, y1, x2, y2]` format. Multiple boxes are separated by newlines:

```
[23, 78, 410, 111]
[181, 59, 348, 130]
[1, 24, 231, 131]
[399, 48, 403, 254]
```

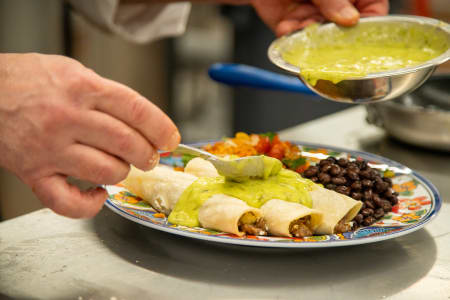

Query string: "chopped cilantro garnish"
[260, 132, 276, 142]
[282, 157, 306, 170]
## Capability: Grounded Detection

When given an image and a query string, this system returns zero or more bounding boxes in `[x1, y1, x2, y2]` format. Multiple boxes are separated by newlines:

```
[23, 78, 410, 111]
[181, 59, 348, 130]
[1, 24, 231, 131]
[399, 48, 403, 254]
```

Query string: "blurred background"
[0, 0, 449, 220]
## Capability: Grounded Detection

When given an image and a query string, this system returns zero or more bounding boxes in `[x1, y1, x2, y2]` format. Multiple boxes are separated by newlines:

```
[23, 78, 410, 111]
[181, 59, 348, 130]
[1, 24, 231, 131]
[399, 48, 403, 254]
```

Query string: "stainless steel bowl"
[268, 15, 450, 104]
[366, 74, 450, 151]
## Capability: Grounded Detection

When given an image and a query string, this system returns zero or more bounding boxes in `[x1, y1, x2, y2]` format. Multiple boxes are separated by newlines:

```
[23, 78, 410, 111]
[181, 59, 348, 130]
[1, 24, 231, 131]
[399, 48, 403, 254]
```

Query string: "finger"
[75, 110, 158, 171]
[57, 143, 131, 185]
[276, 15, 325, 36]
[312, 0, 360, 26]
[33, 174, 107, 218]
[355, 0, 389, 17]
[93, 78, 180, 151]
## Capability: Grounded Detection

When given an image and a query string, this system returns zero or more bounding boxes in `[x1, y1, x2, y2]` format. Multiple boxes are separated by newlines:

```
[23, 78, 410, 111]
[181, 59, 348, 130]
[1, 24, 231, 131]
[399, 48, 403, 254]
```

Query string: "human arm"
[0, 53, 180, 218]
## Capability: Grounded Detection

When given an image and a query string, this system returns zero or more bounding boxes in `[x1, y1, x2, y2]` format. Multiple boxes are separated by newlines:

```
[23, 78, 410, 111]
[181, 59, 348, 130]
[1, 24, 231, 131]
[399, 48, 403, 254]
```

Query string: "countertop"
[1, 106, 449, 300]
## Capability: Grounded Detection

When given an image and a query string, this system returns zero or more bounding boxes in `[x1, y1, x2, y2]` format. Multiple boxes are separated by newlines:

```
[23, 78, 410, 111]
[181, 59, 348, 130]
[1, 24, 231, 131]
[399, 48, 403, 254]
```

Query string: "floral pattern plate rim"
[105, 141, 442, 248]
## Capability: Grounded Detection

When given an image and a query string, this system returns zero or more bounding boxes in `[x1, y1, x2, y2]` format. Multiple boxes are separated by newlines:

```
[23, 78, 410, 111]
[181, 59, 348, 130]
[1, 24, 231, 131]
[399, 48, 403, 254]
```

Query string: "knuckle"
[129, 98, 149, 126]
[115, 129, 134, 154]
[92, 161, 129, 184]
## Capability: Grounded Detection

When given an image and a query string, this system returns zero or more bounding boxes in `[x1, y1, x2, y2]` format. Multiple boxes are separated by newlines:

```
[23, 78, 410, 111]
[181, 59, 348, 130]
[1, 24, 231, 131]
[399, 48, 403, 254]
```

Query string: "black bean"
[363, 190, 373, 201]
[359, 170, 372, 179]
[303, 166, 319, 178]
[363, 216, 376, 226]
[384, 187, 395, 198]
[320, 164, 332, 173]
[381, 200, 392, 212]
[347, 170, 360, 181]
[370, 169, 379, 178]
[329, 164, 341, 176]
[320, 159, 331, 167]
[390, 196, 399, 205]
[375, 181, 389, 193]
[337, 158, 348, 167]
[310, 176, 319, 183]
[361, 179, 373, 189]
[332, 177, 347, 185]
[383, 177, 393, 185]
[372, 194, 383, 207]
[347, 165, 360, 173]
[354, 214, 364, 224]
[361, 208, 374, 217]
[374, 208, 385, 219]
[335, 185, 350, 195]
[351, 192, 363, 200]
[318, 173, 331, 184]
[361, 202, 367, 210]
[374, 176, 384, 184]
[356, 160, 368, 169]
[340, 169, 347, 177]
[325, 156, 337, 163]
[351, 181, 362, 191]
[364, 200, 375, 209]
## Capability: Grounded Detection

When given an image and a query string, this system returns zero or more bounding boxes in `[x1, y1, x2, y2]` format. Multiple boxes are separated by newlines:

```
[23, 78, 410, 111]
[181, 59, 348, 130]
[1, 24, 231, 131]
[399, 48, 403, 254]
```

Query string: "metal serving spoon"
[173, 144, 280, 181]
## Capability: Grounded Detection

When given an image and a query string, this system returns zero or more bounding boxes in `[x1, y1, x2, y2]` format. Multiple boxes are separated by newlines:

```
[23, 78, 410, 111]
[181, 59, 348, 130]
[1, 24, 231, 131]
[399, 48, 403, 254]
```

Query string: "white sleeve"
[68, 0, 191, 44]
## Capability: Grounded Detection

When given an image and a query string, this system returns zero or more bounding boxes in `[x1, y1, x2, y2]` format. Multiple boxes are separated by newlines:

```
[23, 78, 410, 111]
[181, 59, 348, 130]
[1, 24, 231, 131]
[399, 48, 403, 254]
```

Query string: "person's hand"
[0, 53, 180, 218]
[250, 0, 389, 36]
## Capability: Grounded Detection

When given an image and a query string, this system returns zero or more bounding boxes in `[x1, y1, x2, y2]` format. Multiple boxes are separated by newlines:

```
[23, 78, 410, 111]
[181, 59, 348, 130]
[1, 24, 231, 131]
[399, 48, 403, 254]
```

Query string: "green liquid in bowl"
[281, 21, 449, 85]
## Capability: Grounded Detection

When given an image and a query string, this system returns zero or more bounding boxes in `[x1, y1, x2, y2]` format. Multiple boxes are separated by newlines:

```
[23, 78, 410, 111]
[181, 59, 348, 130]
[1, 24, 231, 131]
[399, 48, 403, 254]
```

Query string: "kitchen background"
[0, 0, 449, 220]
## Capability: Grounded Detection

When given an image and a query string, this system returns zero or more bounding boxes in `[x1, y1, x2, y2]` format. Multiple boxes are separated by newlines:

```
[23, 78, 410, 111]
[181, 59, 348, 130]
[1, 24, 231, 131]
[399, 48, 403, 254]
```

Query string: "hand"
[250, 0, 389, 36]
[0, 53, 180, 218]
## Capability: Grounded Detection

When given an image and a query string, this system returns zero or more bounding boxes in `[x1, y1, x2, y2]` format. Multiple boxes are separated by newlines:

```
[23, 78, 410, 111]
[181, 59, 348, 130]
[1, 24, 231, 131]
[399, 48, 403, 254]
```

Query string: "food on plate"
[202, 132, 309, 174]
[198, 194, 267, 236]
[122, 165, 197, 215]
[121, 151, 364, 238]
[184, 157, 219, 178]
[260, 199, 322, 237]
[281, 22, 449, 85]
[302, 157, 398, 227]
[309, 187, 362, 234]
[168, 167, 315, 227]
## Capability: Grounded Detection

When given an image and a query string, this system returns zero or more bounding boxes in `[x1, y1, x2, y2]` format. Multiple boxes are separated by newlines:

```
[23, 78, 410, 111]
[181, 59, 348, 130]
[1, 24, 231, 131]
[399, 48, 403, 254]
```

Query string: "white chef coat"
[68, 0, 191, 44]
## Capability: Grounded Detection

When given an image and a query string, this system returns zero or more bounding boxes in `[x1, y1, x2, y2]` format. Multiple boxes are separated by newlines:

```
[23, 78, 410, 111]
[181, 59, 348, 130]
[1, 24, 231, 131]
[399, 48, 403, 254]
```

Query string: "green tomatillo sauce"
[168, 169, 316, 227]
[281, 22, 449, 85]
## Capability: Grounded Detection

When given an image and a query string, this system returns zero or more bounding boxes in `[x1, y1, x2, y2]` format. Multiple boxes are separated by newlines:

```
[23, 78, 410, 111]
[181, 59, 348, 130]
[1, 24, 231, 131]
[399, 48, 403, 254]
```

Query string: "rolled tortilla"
[260, 199, 323, 237]
[121, 165, 197, 215]
[310, 187, 363, 235]
[198, 194, 265, 236]
[184, 157, 219, 178]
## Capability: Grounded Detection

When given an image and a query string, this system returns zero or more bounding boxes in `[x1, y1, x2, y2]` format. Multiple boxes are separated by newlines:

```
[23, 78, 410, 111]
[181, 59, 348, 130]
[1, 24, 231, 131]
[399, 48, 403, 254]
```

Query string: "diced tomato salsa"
[203, 132, 308, 174]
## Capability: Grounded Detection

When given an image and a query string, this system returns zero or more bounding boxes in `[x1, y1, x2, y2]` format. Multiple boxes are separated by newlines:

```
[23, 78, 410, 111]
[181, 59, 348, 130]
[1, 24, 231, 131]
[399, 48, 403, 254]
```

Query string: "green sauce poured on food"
[168, 169, 316, 227]
[281, 22, 449, 85]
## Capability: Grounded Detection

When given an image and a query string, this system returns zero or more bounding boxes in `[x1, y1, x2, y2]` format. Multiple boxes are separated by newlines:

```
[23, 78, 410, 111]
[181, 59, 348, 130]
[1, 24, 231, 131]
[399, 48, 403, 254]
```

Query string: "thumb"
[312, 0, 360, 26]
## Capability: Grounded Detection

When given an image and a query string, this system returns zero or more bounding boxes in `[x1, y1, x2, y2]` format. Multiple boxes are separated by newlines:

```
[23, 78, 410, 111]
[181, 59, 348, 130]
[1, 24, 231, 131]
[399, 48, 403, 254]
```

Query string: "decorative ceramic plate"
[105, 142, 442, 248]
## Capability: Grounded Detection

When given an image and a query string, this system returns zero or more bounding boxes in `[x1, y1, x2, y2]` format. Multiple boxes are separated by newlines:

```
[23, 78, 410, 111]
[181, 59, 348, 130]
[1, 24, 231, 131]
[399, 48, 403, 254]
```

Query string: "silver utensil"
[268, 15, 450, 104]
[366, 74, 450, 151]
[173, 144, 270, 180]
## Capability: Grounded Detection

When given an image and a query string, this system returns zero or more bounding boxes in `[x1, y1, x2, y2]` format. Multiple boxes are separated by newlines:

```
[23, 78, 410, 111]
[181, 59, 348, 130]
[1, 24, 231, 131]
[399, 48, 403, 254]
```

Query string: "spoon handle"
[208, 63, 315, 95]
[173, 144, 217, 161]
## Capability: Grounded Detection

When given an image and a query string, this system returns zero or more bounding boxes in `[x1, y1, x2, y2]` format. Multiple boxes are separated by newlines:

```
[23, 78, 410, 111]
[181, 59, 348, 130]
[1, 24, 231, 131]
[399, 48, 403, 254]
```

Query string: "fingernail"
[162, 130, 180, 151]
[339, 6, 359, 21]
[149, 151, 160, 170]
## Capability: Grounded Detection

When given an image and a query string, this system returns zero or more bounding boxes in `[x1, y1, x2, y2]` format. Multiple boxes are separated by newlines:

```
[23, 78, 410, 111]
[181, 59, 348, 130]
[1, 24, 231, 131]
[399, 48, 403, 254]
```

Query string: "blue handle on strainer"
[208, 63, 315, 95]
